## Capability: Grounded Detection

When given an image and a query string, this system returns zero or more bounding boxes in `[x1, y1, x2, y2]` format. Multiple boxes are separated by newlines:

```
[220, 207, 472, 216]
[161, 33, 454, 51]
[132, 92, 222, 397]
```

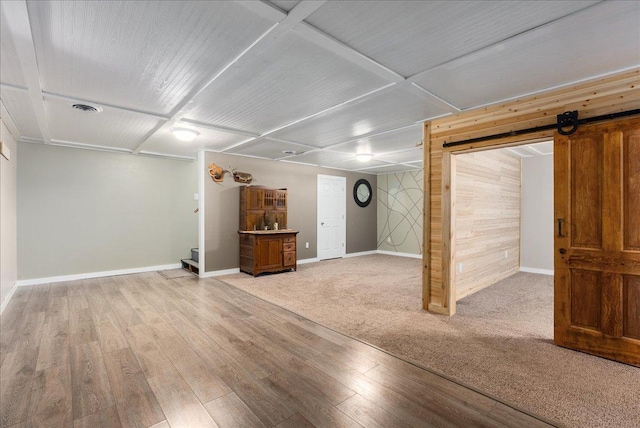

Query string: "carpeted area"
[218, 254, 640, 428]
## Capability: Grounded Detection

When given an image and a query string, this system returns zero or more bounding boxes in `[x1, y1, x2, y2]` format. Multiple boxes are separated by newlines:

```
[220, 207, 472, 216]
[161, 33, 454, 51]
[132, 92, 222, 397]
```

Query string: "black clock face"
[353, 179, 372, 207]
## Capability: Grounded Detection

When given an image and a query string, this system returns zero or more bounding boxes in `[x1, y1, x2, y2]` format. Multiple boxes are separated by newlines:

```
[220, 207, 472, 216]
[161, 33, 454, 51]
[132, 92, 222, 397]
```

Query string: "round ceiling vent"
[70, 103, 102, 113]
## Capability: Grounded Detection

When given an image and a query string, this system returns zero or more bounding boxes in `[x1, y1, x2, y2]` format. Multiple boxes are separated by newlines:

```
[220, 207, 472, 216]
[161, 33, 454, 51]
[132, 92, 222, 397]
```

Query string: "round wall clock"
[353, 179, 372, 207]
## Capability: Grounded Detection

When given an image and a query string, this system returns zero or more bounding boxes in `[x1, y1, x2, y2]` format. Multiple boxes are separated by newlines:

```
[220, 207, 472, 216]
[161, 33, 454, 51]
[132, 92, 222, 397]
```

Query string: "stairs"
[181, 248, 199, 274]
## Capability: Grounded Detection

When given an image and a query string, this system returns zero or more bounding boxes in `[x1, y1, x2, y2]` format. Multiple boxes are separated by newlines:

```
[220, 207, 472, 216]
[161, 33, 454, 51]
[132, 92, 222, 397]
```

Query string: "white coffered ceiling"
[1, 0, 638, 173]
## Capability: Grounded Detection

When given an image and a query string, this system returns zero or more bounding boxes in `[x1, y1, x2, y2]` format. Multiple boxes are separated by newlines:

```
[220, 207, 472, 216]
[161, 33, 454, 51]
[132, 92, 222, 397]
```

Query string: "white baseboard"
[377, 250, 422, 259]
[520, 267, 554, 276]
[344, 250, 378, 258]
[199, 268, 240, 278]
[16, 263, 182, 287]
[0, 281, 18, 315]
[298, 257, 320, 265]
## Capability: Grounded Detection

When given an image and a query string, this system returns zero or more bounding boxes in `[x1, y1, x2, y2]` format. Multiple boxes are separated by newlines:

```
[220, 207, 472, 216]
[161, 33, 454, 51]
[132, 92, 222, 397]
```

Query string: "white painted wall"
[1, 121, 18, 307]
[521, 154, 554, 273]
[17, 143, 198, 280]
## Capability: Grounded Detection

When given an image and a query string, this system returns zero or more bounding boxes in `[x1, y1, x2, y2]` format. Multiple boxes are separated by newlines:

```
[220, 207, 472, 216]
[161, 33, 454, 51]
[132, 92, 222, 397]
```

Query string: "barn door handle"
[557, 218, 565, 237]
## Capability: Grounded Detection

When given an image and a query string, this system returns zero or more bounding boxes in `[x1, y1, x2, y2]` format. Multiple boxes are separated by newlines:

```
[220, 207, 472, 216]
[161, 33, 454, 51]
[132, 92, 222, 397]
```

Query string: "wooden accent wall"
[422, 68, 640, 315]
[454, 150, 521, 299]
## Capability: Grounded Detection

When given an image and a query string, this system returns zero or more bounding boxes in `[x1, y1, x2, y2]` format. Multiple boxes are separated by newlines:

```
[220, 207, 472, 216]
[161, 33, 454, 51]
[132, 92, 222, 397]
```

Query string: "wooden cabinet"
[239, 186, 287, 231]
[239, 231, 298, 276]
[239, 185, 297, 276]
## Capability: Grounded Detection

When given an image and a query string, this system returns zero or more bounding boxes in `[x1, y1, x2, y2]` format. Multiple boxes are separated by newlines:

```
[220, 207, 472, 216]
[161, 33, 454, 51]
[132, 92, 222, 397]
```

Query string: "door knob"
[321, 222, 324, 226]
[559, 248, 567, 254]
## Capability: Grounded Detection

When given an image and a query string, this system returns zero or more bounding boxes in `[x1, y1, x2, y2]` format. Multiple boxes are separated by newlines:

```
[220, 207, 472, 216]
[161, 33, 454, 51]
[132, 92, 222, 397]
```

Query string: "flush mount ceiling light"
[171, 127, 199, 142]
[355, 153, 374, 162]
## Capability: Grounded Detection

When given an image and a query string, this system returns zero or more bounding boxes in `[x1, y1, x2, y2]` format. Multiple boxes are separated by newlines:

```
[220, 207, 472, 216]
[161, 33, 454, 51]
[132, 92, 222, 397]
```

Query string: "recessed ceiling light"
[282, 150, 297, 155]
[171, 127, 199, 142]
[355, 153, 374, 162]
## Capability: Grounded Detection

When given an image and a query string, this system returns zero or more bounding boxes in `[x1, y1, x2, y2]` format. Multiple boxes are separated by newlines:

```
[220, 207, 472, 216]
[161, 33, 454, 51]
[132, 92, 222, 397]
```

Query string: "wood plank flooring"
[0, 272, 557, 427]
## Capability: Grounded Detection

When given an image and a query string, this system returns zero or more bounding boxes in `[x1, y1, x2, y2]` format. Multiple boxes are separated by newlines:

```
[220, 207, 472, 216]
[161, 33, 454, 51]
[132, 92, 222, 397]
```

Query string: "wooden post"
[422, 122, 431, 310]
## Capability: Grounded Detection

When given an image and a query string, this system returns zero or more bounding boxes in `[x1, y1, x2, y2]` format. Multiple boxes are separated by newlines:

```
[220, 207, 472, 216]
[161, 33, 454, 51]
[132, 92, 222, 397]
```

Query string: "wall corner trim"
[0, 282, 19, 315]
[15, 263, 183, 286]
[520, 267, 554, 276]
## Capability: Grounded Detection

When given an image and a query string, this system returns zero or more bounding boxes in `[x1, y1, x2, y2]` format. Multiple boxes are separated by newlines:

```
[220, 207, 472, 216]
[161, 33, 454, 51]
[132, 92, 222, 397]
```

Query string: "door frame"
[317, 174, 346, 260]
[435, 135, 551, 315]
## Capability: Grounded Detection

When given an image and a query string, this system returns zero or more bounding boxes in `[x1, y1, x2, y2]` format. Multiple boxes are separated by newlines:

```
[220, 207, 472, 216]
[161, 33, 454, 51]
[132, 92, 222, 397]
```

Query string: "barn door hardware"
[557, 111, 578, 135]
[442, 108, 640, 148]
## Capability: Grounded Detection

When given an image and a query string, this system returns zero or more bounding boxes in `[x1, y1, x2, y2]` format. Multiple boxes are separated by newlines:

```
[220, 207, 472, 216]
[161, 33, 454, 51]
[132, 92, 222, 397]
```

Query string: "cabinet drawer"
[283, 236, 296, 243]
[283, 251, 296, 267]
[283, 242, 295, 252]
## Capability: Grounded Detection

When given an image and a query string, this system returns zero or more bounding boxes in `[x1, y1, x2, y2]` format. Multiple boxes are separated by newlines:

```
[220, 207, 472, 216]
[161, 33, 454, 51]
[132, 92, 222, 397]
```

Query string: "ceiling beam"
[294, 22, 404, 83]
[131, 0, 327, 155]
[42, 91, 170, 121]
[1, 0, 51, 143]
[0, 100, 23, 141]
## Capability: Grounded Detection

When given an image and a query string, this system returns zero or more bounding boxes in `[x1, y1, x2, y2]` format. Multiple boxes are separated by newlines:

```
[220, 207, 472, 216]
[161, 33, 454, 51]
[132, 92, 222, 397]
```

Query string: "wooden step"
[181, 258, 199, 275]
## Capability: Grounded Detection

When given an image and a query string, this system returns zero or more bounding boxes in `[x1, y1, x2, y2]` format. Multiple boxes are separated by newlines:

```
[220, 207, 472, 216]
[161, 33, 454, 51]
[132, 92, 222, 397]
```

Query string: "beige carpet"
[218, 254, 640, 428]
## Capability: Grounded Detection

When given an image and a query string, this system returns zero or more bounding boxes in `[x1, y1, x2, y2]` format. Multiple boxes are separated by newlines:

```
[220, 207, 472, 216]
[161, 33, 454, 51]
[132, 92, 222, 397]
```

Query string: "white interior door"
[317, 175, 346, 260]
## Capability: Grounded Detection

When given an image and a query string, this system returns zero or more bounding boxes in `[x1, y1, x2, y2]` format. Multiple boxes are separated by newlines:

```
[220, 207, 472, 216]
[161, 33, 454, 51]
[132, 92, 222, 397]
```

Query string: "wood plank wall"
[422, 68, 640, 315]
[454, 150, 521, 300]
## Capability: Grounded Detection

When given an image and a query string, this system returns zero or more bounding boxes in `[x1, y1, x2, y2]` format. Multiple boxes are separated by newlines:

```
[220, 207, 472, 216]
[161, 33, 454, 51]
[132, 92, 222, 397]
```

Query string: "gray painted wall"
[377, 170, 423, 255]
[521, 154, 554, 272]
[17, 144, 198, 279]
[203, 152, 377, 272]
[1, 121, 18, 304]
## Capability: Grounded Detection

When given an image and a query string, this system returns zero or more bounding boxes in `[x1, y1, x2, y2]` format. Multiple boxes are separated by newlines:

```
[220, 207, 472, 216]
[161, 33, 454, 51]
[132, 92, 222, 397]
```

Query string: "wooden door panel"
[555, 116, 640, 367]
[570, 136, 602, 249]
[570, 269, 602, 329]
[624, 131, 640, 250]
[623, 275, 640, 340]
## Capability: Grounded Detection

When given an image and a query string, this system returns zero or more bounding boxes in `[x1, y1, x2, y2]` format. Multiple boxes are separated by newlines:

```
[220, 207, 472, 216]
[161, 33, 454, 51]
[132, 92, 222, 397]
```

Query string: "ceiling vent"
[70, 103, 102, 113]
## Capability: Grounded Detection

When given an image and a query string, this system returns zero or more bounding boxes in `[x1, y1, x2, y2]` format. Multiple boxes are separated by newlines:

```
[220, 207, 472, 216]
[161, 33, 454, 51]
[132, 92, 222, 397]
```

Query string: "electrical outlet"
[458, 263, 463, 273]
[305, 242, 309, 249]
[505, 250, 508, 259]
[387, 237, 392, 243]
[193, 193, 199, 201]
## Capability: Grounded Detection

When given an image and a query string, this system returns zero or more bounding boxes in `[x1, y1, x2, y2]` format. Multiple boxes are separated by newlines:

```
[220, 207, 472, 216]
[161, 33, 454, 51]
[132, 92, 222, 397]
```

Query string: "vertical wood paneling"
[571, 137, 602, 249]
[454, 150, 521, 299]
[422, 69, 640, 315]
[623, 275, 640, 340]
[624, 131, 640, 250]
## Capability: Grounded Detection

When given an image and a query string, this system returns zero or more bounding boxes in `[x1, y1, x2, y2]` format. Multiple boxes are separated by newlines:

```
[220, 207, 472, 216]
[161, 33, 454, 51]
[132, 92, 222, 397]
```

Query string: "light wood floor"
[0, 271, 555, 428]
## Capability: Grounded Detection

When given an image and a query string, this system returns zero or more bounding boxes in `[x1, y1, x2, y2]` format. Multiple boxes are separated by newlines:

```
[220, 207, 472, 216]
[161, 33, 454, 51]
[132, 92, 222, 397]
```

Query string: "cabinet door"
[274, 190, 287, 211]
[247, 188, 263, 210]
[256, 237, 282, 269]
[262, 189, 275, 209]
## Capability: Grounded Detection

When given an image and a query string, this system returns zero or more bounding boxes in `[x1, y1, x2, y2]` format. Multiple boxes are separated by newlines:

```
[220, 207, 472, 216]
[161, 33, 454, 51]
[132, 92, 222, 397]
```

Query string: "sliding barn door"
[554, 116, 640, 366]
